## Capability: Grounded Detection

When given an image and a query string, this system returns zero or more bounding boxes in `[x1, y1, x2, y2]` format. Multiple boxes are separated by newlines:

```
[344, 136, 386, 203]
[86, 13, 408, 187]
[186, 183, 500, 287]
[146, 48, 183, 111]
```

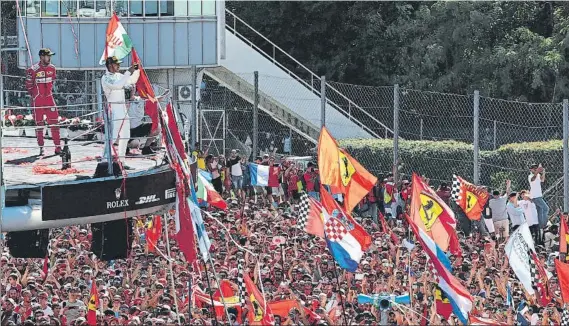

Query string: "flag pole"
[162, 214, 182, 325]
[408, 216, 412, 306]
[188, 263, 193, 320]
[330, 259, 349, 326]
[323, 228, 349, 326]
[207, 254, 233, 323]
[202, 260, 220, 325]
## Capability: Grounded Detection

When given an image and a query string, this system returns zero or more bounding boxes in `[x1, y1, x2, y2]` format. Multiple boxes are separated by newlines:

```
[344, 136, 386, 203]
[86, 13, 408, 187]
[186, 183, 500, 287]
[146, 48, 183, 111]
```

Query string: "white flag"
[504, 223, 536, 295]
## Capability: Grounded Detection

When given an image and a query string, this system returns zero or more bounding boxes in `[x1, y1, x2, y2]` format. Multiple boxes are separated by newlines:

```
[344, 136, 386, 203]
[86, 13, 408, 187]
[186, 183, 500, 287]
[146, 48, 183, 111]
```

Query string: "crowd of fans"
[0, 148, 566, 326]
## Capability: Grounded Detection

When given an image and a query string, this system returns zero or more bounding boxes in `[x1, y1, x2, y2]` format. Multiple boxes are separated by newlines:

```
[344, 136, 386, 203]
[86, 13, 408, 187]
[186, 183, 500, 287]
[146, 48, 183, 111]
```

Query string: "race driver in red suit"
[25, 48, 61, 156]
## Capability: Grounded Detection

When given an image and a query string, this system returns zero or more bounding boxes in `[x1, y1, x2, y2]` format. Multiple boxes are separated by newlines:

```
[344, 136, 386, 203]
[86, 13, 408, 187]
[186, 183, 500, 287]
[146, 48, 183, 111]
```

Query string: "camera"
[358, 293, 410, 310]
[379, 298, 390, 310]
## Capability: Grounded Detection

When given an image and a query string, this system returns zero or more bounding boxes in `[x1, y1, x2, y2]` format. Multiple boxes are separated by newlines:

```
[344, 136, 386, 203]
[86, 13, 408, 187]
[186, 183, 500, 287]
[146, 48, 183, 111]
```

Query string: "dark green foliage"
[229, 1, 569, 102]
[340, 138, 562, 191]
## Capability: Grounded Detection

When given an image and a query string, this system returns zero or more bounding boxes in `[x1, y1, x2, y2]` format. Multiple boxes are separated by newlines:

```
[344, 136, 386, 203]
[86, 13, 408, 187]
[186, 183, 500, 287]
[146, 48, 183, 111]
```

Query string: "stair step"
[203, 67, 319, 143]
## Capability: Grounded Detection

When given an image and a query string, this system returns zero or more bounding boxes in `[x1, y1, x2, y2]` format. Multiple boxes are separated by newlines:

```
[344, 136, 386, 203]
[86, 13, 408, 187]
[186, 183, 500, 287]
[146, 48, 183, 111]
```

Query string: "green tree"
[229, 1, 569, 102]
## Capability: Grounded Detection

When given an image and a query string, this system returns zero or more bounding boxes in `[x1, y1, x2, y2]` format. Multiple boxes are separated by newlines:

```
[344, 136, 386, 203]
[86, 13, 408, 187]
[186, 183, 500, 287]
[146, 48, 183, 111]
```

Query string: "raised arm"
[129, 69, 140, 85]
[505, 179, 511, 195]
[101, 71, 133, 91]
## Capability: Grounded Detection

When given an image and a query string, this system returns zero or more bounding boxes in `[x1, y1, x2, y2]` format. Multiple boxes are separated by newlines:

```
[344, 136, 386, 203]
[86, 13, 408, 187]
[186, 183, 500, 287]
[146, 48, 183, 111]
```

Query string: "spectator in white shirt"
[528, 164, 549, 230]
[227, 149, 244, 201]
[506, 192, 526, 232]
[518, 190, 540, 245]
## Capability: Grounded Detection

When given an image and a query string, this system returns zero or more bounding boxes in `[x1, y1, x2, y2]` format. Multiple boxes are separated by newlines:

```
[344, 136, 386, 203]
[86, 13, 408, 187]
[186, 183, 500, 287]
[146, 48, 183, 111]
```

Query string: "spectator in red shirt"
[285, 164, 300, 202]
[303, 163, 319, 200]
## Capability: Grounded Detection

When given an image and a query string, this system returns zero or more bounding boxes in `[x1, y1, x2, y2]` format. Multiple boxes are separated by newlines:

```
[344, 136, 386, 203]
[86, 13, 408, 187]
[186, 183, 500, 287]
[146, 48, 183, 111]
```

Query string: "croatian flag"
[406, 214, 472, 325]
[249, 163, 278, 187]
[416, 225, 452, 271]
[320, 186, 371, 272]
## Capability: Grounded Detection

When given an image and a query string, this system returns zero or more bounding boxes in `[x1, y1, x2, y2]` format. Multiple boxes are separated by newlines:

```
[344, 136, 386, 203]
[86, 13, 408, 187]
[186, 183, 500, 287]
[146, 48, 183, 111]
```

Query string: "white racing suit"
[101, 69, 140, 160]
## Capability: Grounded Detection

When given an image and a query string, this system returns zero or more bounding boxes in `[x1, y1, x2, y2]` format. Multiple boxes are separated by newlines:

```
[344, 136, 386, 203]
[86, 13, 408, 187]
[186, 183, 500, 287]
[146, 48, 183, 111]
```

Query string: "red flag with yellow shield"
[410, 173, 461, 255]
[317, 127, 377, 214]
[450, 175, 489, 221]
[87, 281, 98, 325]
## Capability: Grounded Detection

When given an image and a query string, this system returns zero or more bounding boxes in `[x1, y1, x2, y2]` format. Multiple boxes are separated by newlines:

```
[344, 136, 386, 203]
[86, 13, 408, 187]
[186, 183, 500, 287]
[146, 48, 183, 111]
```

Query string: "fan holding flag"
[100, 13, 140, 163]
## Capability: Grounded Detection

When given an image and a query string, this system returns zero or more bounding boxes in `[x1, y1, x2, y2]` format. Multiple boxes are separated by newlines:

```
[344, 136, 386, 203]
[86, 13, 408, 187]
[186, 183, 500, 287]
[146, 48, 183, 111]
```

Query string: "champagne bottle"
[62, 139, 71, 170]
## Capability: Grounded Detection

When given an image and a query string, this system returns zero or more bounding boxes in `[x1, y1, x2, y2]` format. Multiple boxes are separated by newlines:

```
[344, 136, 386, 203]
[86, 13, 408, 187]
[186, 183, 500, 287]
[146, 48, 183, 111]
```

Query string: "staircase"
[205, 66, 320, 142]
[203, 10, 394, 143]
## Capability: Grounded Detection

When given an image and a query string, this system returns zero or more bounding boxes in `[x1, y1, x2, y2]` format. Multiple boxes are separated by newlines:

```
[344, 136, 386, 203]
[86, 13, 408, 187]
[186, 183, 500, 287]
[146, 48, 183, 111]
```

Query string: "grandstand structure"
[1, 0, 389, 231]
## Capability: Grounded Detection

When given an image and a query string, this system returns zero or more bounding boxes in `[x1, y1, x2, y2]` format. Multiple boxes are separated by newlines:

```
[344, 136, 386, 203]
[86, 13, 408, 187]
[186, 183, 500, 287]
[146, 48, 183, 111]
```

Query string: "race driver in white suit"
[101, 56, 140, 167]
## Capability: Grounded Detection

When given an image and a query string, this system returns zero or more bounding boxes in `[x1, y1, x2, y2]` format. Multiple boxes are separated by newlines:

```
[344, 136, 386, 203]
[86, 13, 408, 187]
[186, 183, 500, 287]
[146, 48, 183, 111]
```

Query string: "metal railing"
[203, 67, 318, 143]
[225, 9, 394, 139]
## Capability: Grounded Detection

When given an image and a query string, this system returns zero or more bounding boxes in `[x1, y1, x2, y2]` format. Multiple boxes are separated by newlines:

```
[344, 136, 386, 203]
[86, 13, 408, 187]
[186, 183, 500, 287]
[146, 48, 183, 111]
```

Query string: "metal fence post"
[321, 76, 326, 128]
[563, 99, 569, 213]
[393, 84, 400, 181]
[191, 66, 198, 149]
[419, 118, 423, 140]
[253, 71, 259, 158]
[493, 120, 497, 150]
[473, 90, 480, 185]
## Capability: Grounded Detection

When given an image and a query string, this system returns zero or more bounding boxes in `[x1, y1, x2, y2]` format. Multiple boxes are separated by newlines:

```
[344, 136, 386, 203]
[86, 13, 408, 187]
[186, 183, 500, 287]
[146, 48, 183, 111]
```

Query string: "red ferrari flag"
[131, 48, 159, 132]
[146, 215, 162, 252]
[450, 175, 489, 221]
[297, 192, 325, 238]
[434, 285, 452, 319]
[87, 281, 98, 325]
[555, 259, 569, 304]
[409, 173, 460, 255]
[243, 273, 275, 325]
[317, 126, 377, 213]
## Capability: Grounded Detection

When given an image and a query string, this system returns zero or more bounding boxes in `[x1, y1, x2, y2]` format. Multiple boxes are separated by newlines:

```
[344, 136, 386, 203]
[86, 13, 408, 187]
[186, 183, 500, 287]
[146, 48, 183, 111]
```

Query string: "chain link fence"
[1, 21, 565, 208]
[479, 98, 564, 209]
[200, 75, 314, 159]
[328, 81, 566, 208]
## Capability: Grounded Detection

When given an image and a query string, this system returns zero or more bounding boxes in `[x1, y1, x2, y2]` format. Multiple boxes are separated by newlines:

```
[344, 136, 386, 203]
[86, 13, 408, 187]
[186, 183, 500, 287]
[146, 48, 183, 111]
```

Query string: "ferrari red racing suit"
[25, 63, 61, 150]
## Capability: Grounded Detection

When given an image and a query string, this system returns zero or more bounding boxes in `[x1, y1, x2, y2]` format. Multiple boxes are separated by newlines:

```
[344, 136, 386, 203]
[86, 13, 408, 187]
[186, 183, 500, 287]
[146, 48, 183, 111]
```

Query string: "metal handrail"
[221, 30, 379, 139]
[225, 9, 394, 138]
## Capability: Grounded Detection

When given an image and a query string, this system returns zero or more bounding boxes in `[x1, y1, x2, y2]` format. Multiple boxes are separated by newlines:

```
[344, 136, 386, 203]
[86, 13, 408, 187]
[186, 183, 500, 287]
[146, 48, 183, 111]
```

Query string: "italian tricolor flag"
[197, 173, 227, 210]
[99, 13, 133, 65]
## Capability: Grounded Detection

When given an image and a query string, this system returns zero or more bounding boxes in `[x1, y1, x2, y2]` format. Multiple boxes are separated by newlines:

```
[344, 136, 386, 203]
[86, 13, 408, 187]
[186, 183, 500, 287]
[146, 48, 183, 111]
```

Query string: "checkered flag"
[528, 250, 540, 289]
[561, 307, 569, 326]
[450, 175, 461, 202]
[297, 192, 310, 231]
[237, 257, 246, 307]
